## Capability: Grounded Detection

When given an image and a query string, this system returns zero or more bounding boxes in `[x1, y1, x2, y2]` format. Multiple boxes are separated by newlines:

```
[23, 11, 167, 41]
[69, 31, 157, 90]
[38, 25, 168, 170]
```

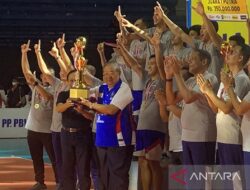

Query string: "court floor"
[0, 138, 138, 190]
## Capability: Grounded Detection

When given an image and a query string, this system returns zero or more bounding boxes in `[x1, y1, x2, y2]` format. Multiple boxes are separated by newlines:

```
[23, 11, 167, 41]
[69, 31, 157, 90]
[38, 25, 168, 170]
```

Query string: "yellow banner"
[191, 0, 250, 42]
[203, 0, 248, 21]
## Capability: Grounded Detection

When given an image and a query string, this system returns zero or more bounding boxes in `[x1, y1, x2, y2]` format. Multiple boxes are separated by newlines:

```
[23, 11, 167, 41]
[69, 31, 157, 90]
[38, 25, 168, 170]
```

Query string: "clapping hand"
[220, 71, 234, 90]
[196, 74, 212, 94]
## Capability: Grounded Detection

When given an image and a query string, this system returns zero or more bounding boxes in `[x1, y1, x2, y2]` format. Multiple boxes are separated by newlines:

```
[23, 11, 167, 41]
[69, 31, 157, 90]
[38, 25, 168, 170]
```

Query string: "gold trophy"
[70, 36, 89, 100]
[220, 42, 232, 73]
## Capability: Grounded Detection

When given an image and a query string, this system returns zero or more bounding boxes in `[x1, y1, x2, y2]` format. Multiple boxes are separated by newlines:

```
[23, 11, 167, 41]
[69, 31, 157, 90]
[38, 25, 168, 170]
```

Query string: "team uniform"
[181, 71, 218, 165]
[216, 70, 250, 164]
[50, 77, 69, 186]
[216, 70, 250, 189]
[134, 78, 166, 161]
[25, 85, 58, 186]
[167, 102, 183, 164]
[129, 39, 147, 118]
[241, 91, 250, 189]
[94, 79, 135, 190]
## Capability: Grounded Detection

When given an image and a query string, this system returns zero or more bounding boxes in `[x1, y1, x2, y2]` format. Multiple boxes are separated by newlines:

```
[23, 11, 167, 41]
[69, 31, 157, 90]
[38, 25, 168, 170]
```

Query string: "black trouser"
[27, 130, 58, 184]
[97, 145, 134, 190]
[91, 133, 102, 190]
[61, 128, 92, 190]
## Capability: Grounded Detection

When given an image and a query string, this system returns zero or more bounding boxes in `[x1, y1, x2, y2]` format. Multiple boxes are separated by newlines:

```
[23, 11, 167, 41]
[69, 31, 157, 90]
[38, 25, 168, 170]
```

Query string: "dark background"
[0, 0, 185, 91]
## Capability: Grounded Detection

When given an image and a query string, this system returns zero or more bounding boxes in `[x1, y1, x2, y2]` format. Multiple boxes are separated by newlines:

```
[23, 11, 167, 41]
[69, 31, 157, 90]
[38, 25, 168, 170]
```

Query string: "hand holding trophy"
[69, 36, 89, 100]
[220, 42, 232, 73]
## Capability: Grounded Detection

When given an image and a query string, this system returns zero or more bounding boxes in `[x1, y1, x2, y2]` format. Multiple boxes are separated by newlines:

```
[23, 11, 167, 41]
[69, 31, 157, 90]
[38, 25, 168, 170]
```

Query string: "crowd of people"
[9, 1, 250, 190]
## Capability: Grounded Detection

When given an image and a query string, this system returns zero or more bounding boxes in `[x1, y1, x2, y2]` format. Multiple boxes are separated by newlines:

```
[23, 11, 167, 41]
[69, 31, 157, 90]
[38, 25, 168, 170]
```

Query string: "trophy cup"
[69, 36, 89, 100]
[220, 42, 231, 73]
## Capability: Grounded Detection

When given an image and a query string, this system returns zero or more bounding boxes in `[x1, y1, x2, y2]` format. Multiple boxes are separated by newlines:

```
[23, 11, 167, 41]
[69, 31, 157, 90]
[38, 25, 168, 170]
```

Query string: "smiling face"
[147, 56, 158, 77]
[103, 64, 120, 88]
[188, 50, 207, 75]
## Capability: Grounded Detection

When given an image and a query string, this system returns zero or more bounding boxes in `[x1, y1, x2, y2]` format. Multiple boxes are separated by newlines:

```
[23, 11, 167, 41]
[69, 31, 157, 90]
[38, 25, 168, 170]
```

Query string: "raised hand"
[48, 42, 59, 58]
[164, 56, 174, 79]
[155, 89, 167, 106]
[196, 74, 212, 94]
[56, 33, 66, 49]
[220, 71, 234, 90]
[170, 56, 182, 75]
[121, 18, 133, 28]
[154, 1, 165, 19]
[97, 42, 104, 54]
[34, 40, 41, 54]
[192, 1, 205, 16]
[114, 6, 125, 23]
[21, 40, 31, 53]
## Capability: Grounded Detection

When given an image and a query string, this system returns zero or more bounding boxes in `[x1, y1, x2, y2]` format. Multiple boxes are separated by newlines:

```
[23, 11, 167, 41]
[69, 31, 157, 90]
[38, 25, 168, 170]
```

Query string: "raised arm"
[21, 40, 33, 82]
[164, 57, 181, 105]
[56, 33, 73, 70]
[97, 42, 107, 67]
[151, 30, 165, 80]
[117, 35, 143, 78]
[34, 40, 56, 85]
[155, 1, 195, 48]
[121, 18, 152, 42]
[192, 1, 223, 49]
[34, 40, 51, 75]
[171, 57, 201, 103]
[49, 42, 68, 74]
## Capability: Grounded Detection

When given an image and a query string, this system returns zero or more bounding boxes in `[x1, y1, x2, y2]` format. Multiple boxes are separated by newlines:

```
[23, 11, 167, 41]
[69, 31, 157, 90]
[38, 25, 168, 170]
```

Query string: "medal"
[34, 103, 40, 109]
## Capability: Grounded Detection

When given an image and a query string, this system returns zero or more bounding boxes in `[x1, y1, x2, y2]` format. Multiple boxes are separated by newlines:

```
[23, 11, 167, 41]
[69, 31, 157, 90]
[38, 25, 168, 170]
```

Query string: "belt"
[62, 127, 83, 133]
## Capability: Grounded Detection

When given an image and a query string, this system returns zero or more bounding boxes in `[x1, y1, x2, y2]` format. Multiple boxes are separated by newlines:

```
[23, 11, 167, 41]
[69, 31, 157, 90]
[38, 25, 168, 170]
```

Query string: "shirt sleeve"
[110, 83, 133, 110]
[234, 75, 250, 100]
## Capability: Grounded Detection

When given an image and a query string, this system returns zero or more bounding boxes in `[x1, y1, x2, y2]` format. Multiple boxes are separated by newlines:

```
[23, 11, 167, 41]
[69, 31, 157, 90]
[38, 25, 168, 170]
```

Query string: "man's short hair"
[189, 25, 201, 36]
[66, 69, 77, 81]
[193, 48, 212, 66]
[229, 35, 245, 46]
[238, 44, 250, 66]
[103, 63, 121, 74]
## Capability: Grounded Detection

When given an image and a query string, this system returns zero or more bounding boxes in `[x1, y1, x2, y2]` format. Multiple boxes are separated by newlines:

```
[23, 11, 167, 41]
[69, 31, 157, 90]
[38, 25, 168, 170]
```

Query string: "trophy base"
[70, 87, 89, 100]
